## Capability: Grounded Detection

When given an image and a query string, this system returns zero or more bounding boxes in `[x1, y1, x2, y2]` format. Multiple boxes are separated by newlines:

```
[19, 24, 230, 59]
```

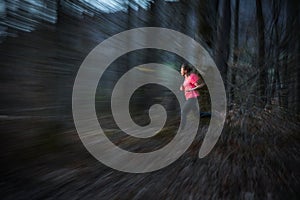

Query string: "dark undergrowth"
[1, 107, 299, 200]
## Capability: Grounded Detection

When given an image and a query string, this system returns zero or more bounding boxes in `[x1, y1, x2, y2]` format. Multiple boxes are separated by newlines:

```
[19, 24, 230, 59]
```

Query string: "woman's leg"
[200, 112, 211, 118]
[181, 98, 198, 129]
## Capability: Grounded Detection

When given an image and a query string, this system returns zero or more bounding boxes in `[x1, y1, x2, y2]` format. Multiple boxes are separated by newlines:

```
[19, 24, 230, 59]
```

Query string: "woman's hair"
[181, 63, 192, 74]
[181, 63, 204, 82]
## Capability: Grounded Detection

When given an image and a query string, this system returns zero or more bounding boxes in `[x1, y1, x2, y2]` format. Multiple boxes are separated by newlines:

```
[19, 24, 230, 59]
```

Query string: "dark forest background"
[0, 0, 299, 199]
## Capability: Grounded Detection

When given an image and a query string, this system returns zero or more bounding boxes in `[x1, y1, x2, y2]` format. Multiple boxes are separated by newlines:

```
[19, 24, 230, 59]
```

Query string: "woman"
[180, 64, 209, 129]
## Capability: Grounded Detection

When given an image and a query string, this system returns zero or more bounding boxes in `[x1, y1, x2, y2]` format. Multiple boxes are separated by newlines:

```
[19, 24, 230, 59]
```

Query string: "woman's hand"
[180, 85, 184, 91]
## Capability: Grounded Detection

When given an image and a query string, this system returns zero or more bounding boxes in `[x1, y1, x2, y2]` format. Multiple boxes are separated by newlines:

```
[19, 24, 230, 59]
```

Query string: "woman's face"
[180, 67, 186, 76]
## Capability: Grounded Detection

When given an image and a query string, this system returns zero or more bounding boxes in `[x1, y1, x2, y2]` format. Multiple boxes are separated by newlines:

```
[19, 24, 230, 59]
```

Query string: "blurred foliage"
[0, 0, 299, 199]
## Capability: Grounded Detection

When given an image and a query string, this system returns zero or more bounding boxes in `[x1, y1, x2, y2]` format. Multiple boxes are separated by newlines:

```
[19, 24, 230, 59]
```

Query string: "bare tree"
[285, 0, 300, 112]
[255, 0, 266, 105]
[214, 0, 231, 87]
[231, 0, 240, 104]
[197, 0, 219, 50]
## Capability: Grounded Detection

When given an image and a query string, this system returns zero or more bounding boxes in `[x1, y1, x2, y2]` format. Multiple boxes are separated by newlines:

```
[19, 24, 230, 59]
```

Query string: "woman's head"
[180, 63, 192, 76]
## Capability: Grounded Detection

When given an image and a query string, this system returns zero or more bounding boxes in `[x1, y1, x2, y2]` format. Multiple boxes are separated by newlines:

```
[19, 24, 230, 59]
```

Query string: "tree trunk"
[231, 0, 240, 104]
[214, 0, 231, 89]
[256, 0, 266, 106]
[285, 0, 299, 112]
[197, 0, 219, 50]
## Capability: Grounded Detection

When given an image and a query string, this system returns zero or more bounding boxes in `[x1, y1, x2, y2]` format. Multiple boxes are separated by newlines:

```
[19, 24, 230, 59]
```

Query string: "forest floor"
[1, 107, 299, 200]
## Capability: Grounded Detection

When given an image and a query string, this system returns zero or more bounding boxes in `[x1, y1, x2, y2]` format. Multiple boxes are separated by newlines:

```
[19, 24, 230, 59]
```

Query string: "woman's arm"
[185, 82, 205, 92]
[186, 74, 205, 92]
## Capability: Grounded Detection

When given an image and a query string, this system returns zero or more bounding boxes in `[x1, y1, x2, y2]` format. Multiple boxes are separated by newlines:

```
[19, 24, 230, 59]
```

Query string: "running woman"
[180, 64, 208, 129]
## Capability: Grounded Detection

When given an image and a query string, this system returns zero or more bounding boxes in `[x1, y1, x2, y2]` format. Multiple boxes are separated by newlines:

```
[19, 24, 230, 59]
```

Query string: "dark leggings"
[181, 98, 211, 128]
[181, 98, 199, 128]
